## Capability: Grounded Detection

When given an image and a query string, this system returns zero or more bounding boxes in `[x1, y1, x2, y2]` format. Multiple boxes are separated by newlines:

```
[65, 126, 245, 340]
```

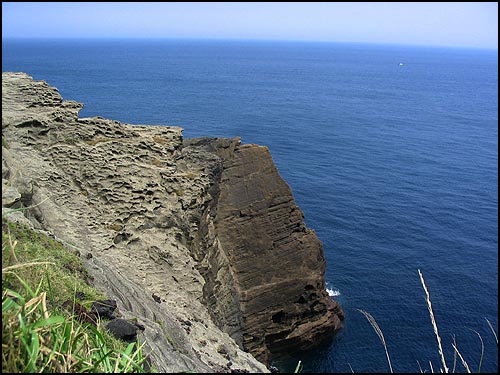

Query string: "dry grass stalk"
[348, 363, 355, 373]
[357, 309, 393, 373]
[418, 269, 449, 373]
[452, 335, 458, 373]
[416, 360, 423, 373]
[467, 328, 484, 372]
[451, 343, 471, 373]
[3, 261, 55, 272]
[485, 318, 498, 345]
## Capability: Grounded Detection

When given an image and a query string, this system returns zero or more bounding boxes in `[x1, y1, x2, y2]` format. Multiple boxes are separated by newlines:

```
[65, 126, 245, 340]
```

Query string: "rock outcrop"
[2, 72, 343, 371]
[184, 138, 344, 363]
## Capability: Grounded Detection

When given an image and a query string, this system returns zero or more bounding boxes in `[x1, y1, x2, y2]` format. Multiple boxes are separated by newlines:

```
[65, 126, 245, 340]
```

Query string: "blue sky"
[2, 2, 498, 49]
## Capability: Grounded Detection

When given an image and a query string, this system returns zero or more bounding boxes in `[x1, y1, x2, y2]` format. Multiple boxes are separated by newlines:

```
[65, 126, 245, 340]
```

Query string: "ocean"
[2, 39, 498, 373]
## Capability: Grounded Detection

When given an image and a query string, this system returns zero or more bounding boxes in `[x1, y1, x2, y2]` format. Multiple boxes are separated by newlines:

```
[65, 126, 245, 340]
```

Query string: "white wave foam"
[326, 287, 341, 297]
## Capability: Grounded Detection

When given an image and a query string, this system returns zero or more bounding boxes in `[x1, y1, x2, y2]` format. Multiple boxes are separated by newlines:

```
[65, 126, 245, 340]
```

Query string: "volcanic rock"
[2, 72, 343, 371]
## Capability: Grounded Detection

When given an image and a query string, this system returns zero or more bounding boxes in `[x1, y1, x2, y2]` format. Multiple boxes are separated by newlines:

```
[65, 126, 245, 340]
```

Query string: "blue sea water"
[3, 39, 498, 373]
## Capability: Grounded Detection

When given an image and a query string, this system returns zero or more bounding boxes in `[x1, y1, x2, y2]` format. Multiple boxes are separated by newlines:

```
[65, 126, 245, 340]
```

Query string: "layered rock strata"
[2, 72, 343, 371]
[184, 138, 344, 363]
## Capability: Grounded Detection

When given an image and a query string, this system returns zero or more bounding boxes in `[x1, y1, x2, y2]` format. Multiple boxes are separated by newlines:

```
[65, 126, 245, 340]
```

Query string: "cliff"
[2, 72, 344, 372]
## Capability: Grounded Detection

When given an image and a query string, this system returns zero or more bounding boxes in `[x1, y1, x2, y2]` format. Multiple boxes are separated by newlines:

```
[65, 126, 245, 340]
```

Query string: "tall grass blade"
[32, 315, 65, 329]
[467, 329, 484, 373]
[3, 290, 23, 311]
[28, 331, 41, 372]
[452, 343, 471, 373]
[485, 318, 498, 345]
[2, 261, 55, 272]
[357, 309, 393, 373]
[348, 363, 355, 373]
[418, 269, 449, 373]
[294, 360, 302, 373]
[452, 335, 457, 373]
[416, 360, 422, 373]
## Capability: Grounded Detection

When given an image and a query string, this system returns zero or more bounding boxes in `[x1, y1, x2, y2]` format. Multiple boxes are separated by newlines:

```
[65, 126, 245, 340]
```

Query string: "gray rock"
[2, 208, 34, 228]
[2, 183, 21, 207]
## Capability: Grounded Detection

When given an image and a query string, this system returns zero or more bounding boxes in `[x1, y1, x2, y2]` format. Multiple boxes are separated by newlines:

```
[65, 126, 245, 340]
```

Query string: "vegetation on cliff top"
[2, 218, 149, 373]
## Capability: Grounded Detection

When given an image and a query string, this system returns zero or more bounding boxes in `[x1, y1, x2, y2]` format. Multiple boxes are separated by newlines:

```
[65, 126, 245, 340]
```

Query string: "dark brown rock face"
[185, 138, 344, 363]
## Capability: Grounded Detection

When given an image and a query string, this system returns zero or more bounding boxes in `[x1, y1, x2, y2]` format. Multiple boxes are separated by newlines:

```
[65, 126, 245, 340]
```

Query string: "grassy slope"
[2, 218, 149, 373]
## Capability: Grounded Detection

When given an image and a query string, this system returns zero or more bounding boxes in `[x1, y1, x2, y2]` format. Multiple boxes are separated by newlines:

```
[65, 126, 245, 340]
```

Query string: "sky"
[2, 2, 498, 49]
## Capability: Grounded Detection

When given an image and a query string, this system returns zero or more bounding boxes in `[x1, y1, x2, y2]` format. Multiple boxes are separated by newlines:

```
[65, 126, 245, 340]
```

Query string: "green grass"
[2, 219, 104, 307]
[2, 219, 150, 373]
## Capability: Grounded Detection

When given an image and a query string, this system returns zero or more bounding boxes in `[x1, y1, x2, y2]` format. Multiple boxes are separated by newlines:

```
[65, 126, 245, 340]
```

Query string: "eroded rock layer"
[2, 72, 343, 370]
[216, 143, 344, 362]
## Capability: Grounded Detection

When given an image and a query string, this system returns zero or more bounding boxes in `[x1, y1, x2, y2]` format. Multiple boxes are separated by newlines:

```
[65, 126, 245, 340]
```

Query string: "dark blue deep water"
[3, 39, 498, 373]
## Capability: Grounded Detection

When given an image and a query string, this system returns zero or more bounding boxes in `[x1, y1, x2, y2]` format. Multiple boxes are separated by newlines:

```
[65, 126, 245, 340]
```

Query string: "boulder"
[106, 318, 138, 342]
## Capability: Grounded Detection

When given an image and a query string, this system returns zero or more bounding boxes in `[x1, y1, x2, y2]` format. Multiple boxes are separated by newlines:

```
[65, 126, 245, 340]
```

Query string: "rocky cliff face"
[2, 72, 343, 371]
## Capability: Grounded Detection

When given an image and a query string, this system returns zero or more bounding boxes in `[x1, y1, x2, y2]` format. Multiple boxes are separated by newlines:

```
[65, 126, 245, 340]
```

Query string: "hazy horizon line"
[2, 36, 498, 51]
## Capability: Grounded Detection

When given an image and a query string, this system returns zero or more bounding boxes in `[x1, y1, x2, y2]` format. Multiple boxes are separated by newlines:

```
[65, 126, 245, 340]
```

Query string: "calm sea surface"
[3, 39, 498, 373]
